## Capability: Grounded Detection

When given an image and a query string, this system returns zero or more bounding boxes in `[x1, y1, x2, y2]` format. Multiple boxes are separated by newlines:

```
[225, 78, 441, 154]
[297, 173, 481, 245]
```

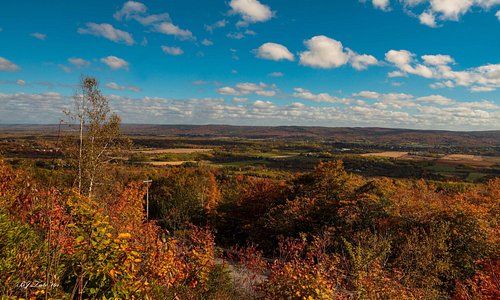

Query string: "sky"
[0, 0, 500, 130]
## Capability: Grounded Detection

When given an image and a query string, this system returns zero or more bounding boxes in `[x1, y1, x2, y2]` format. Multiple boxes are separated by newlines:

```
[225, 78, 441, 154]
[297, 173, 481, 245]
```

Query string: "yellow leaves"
[118, 233, 131, 239]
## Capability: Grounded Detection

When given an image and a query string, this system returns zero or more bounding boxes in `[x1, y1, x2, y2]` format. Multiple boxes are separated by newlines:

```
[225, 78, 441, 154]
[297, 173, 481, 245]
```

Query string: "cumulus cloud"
[372, 0, 391, 11]
[105, 82, 140, 92]
[353, 91, 413, 100]
[114, 1, 169, 25]
[415, 94, 455, 105]
[419, 11, 437, 27]
[78, 23, 134, 45]
[0, 57, 20, 72]
[299, 35, 379, 70]
[218, 86, 241, 96]
[114, 2, 193, 42]
[217, 82, 278, 97]
[100, 56, 129, 70]
[255, 43, 294, 61]
[293, 88, 348, 103]
[398, 0, 500, 27]
[0, 92, 68, 123]
[299, 36, 349, 68]
[385, 49, 434, 78]
[161, 45, 183, 56]
[1, 91, 498, 130]
[205, 20, 227, 32]
[31, 32, 46, 40]
[114, 1, 147, 20]
[470, 86, 495, 92]
[155, 22, 195, 40]
[68, 58, 90, 68]
[386, 49, 500, 91]
[348, 51, 379, 70]
[421, 54, 455, 65]
[229, 0, 274, 27]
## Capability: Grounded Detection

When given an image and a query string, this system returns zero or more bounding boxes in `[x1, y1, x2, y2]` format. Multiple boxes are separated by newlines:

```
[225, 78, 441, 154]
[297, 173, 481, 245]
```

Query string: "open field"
[361, 151, 409, 158]
[135, 148, 213, 154]
[360, 151, 499, 168]
[146, 160, 198, 166]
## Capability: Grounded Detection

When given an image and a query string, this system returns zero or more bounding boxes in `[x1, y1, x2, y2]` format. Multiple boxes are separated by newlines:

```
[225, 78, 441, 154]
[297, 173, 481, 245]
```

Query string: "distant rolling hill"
[1, 124, 499, 147]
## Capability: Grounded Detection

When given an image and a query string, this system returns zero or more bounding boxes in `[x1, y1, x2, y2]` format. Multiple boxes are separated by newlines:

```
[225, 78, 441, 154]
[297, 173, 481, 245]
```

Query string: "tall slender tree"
[66, 76, 123, 198]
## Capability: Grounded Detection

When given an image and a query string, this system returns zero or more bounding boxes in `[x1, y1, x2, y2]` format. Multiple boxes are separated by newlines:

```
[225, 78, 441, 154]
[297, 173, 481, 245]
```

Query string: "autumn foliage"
[0, 158, 498, 299]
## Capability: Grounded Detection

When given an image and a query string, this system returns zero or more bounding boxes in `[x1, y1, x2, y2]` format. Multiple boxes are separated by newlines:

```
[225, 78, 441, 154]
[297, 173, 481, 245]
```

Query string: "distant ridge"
[1, 124, 499, 147]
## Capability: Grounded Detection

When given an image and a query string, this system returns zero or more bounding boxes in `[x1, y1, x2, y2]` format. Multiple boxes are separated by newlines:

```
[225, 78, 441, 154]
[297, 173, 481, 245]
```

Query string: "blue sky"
[1, 0, 499, 130]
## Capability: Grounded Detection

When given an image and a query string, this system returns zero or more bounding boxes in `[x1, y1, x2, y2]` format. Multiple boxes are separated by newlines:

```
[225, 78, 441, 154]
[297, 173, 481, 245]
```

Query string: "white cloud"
[114, 1, 169, 25]
[31, 32, 46, 40]
[385, 49, 414, 68]
[373, 0, 390, 11]
[155, 22, 195, 40]
[387, 49, 500, 91]
[217, 82, 278, 97]
[1, 91, 498, 130]
[227, 29, 256, 39]
[100, 56, 129, 70]
[227, 32, 245, 39]
[201, 39, 213, 46]
[205, 20, 227, 32]
[496, 10, 500, 20]
[470, 86, 495, 92]
[415, 95, 455, 105]
[299, 36, 350, 69]
[229, 0, 274, 26]
[218, 86, 241, 96]
[419, 11, 437, 27]
[348, 51, 379, 70]
[78, 23, 134, 45]
[0, 92, 69, 123]
[399, 0, 500, 26]
[58, 64, 72, 73]
[268, 72, 284, 77]
[161, 45, 183, 56]
[16, 80, 26, 86]
[430, 0, 475, 20]
[421, 54, 455, 65]
[192, 80, 208, 85]
[353, 91, 413, 101]
[255, 43, 294, 61]
[68, 58, 90, 68]
[388, 70, 407, 78]
[293, 88, 348, 103]
[105, 82, 140, 92]
[114, 1, 147, 20]
[385, 50, 434, 78]
[0, 57, 20, 72]
[299, 36, 378, 70]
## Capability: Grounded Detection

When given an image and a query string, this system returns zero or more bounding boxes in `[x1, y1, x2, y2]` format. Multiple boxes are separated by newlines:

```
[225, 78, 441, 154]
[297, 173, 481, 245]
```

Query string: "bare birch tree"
[66, 77, 123, 198]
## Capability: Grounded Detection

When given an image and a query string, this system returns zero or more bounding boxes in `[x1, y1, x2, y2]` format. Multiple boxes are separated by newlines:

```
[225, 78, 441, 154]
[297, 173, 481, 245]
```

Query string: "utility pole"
[143, 179, 152, 220]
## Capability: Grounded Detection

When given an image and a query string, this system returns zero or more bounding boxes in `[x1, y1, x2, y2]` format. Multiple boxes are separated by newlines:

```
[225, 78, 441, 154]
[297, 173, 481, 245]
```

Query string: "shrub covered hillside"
[0, 158, 498, 299]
